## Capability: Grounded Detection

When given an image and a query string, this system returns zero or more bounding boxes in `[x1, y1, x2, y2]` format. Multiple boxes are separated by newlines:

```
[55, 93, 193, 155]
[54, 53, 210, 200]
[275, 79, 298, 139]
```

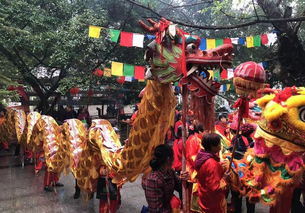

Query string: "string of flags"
[89, 24, 271, 90]
[88, 25, 277, 49]
[93, 61, 146, 83]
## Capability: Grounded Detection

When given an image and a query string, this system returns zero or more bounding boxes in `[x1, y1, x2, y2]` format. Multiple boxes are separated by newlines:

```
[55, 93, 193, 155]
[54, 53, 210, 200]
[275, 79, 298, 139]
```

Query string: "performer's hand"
[220, 160, 228, 170]
[179, 171, 189, 181]
[224, 170, 231, 183]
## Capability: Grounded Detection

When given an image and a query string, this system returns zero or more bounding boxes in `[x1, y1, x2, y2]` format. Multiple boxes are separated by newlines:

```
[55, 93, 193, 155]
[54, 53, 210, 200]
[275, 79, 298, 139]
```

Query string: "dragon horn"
[138, 20, 157, 33]
[160, 17, 169, 22]
[147, 18, 157, 26]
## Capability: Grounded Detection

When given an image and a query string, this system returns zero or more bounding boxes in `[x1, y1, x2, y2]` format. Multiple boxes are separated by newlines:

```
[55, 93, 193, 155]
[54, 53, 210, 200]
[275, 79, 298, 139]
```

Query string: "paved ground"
[0, 146, 269, 213]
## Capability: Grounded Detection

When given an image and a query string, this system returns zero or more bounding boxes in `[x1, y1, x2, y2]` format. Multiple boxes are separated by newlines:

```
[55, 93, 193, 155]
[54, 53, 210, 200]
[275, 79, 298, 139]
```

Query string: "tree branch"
[294, 8, 305, 33]
[252, 0, 260, 20]
[156, 0, 213, 9]
[126, 0, 305, 30]
[219, 9, 267, 20]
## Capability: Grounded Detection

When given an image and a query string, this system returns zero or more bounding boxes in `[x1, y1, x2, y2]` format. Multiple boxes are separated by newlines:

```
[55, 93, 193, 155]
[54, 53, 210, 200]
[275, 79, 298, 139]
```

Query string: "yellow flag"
[208, 70, 214, 80]
[246, 36, 254, 48]
[111, 61, 123, 76]
[104, 68, 111, 77]
[206, 39, 216, 49]
[227, 84, 231, 91]
[89, 25, 102, 38]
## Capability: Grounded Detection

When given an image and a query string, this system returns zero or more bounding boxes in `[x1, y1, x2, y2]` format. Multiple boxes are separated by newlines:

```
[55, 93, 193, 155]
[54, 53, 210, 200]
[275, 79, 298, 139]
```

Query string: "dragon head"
[139, 18, 233, 94]
[256, 87, 305, 150]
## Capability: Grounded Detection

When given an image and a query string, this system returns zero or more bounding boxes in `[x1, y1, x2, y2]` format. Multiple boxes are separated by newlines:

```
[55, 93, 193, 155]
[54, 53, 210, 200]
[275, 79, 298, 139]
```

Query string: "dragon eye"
[299, 106, 305, 122]
[186, 43, 196, 53]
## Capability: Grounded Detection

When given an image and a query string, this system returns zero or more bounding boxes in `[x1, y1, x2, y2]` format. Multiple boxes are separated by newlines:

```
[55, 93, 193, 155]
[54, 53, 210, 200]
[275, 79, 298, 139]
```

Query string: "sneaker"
[44, 186, 54, 192]
[55, 182, 64, 187]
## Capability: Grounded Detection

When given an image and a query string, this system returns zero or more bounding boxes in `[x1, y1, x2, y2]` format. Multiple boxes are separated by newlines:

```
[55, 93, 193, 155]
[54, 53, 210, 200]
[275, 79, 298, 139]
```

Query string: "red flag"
[223, 38, 232, 44]
[120, 32, 133, 47]
[221, 69, 228, 80]
[134, 66, 145, 80]
[261, 34, 268, 45]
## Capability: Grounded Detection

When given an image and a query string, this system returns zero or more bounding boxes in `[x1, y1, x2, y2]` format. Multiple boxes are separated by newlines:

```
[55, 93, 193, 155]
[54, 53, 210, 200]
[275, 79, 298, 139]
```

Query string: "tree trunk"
[257, 0, 305, 86]
[36, 95, 50, 114]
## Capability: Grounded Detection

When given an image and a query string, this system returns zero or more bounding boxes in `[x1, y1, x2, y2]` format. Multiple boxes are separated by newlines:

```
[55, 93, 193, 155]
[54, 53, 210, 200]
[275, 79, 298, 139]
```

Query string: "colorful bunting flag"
[206, 39, 216, 49]
[227, 68, 234, 79]
[145, 34, 156, 40]
[111, 61, 123, 76]
[133, 33, 144, 48]
[231, 38, 239, 45]
[238, 38, 245, 45]
[261, 34, 268, 45]
[208, 70, 214, 80]
[89, 24, 277, 50]
[223, 38, 232, 44]
[138, 79, 145, 82]
[246, 36, 254, 48]
[267, 33, 277, 46]
[227, 84, 231, 91]
[220, 84, 227, 92]
[216, 39, 224, 47]
[120, 32, 133, 47]
[221, 69, 228, 80]
[253, 35, 261, 47]
[89, 25, 102, 38]
[104, 68, 111, 77]
[262, 61, 269, 69]
[214, 70, 220, 81]
[109, 29, 120, 42]
[125, 76, 133, 82]
[199, 38, 206, 50]
[123, 64, 134, 77]
[134, 66, 145, 80]
[230, 81, 234, 91]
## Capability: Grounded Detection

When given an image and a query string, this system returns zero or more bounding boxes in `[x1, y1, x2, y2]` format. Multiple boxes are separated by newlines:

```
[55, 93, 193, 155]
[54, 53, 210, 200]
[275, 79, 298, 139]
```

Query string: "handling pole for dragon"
[227, 61, 267, 173]
[181, 84, 190, 213]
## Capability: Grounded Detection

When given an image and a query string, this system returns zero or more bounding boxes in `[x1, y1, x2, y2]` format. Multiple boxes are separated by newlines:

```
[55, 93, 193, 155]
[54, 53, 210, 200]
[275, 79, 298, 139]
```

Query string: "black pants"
[75, 179, 80, 193]
[231, 190, 255, 213]
[291, 188, 305, 213]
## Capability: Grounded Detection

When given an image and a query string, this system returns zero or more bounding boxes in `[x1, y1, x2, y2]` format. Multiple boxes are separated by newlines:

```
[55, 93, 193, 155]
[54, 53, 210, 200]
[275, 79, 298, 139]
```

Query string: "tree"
[0, 0, 147, 113]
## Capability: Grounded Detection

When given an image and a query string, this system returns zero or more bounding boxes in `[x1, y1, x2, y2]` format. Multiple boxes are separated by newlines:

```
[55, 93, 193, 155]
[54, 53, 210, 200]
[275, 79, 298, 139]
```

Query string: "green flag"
[174, 82, 179, 86]
[230, 81, 234, 91]
[214, 70, 220, 81]
[109, 29, 120, 42]
[253, 35, 261, 47]
[123, 64, 134, 76]
[216, 39, 224, 47]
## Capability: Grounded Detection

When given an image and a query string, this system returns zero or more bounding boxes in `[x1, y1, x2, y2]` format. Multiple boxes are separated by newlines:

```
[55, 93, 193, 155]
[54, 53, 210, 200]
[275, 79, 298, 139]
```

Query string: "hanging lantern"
[70, 87, 80, 95]
[93, 68, 104, 77]
[87, 89, 94, 96]
[116, 76, 125, 84]
[233, 61, 266, 98]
